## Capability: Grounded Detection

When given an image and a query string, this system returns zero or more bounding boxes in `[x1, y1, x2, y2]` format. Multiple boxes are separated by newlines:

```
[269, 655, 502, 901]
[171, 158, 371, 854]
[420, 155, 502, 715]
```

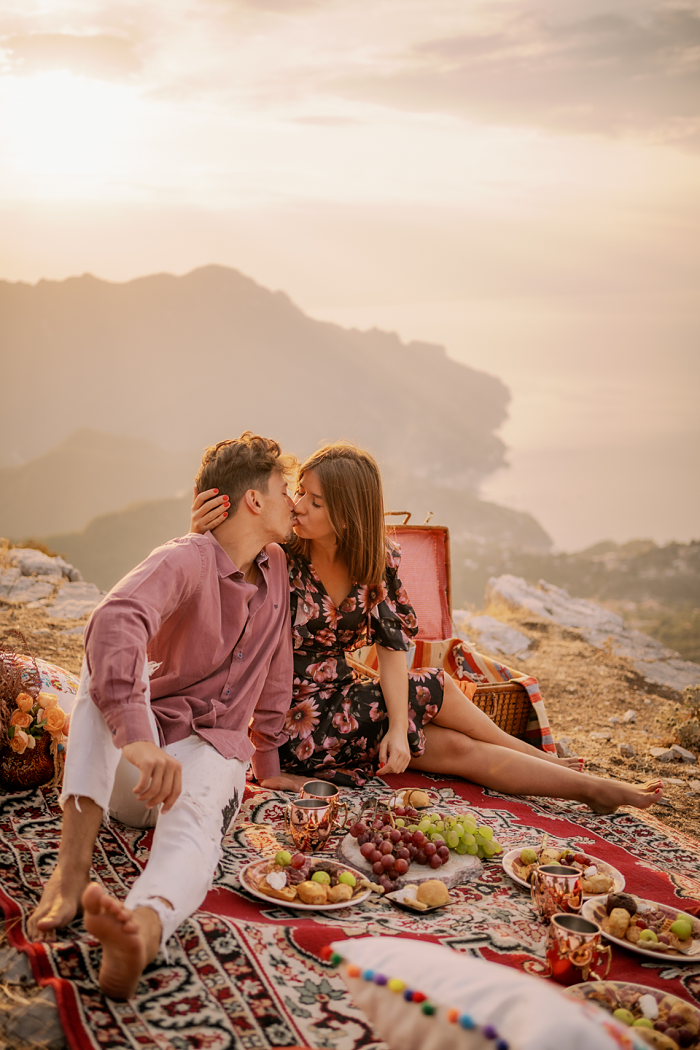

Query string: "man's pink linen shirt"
[84, 532, 291, 780]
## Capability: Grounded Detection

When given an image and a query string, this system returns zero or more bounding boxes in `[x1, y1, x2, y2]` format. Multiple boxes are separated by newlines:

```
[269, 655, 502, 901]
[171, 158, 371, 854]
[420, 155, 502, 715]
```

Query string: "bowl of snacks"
[567, 980, 700, 1049]
[582, 892, 700, 961]
[239, 851, 374, 910]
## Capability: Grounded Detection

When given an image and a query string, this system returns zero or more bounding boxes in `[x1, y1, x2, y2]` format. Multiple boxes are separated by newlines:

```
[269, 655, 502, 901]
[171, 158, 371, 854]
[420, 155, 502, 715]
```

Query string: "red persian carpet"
[1, 772, 699, 1049]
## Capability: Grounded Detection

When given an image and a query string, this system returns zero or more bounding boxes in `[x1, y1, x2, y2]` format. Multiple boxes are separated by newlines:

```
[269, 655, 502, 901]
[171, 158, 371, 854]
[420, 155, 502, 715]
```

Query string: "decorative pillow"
[326, 937, 649, 1050]
[19, 656, 80, 716]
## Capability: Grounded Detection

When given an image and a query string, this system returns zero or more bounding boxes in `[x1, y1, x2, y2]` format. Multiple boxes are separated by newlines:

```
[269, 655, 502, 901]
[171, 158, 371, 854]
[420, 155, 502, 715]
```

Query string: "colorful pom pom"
[483, 1025, 497, 1040]
[403, 989, 414, 1002]
[388, 978, 405, 993]
[346, 964, 361, 978]
[459, 1014, 476, 1030]
[411, 991, 427, 1004]
[319, 945, 333, 960]
[421, 1003, 436, 1016]
[362, 969, 375, 982]
[447, 1009, 459, 1024]
[373, 974, 388, 986]
[330, 953, 342, 967]
[496, 1040, 509, 1050]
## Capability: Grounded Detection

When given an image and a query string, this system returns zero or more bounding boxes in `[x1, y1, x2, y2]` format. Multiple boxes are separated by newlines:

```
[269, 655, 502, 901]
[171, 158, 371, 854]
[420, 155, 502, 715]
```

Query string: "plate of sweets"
[566, 980, 700, 1049]
[239, 850, 373, 911]
[582, 892, 700, 962]
[502, 841, 624, 897]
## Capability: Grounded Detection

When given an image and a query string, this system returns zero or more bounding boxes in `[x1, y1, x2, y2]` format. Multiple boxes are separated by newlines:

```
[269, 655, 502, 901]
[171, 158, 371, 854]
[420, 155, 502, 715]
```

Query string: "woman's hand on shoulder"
[377, 725, 411, 776]
[190, 485, 229, 534]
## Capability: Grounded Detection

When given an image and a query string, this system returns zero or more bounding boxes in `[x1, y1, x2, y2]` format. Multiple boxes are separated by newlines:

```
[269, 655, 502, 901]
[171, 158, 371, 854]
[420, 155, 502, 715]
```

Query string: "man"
[28, 432, 296, 1000]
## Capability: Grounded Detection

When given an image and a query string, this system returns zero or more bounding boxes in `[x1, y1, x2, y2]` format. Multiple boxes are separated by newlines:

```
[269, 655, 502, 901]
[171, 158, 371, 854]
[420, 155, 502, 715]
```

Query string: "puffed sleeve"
[369, 537, 419, 651]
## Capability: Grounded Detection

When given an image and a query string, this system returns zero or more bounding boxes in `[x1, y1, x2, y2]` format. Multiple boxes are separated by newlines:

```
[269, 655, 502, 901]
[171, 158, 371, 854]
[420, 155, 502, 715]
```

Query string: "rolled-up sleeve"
[85, 542, 203, 748]
[248, 594, 292, 780]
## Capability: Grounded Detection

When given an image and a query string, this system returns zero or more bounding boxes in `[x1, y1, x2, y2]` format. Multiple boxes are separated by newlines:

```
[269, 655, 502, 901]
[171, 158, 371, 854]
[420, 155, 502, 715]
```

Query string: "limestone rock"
[622, 710, 637, 723]
[556, 739, 574, 758]
[452, 611, 531, 658]
[590, 731, 611, 741]
[649, 747, 676, 763]
[1, 575, 57, 603]
[619, 743, 635, 758]
[671, 743, 697, 764]
[487, 574, 700, 692]
[44, 581, 103, 620]
[2, 986, 65, 1050]
[6, 548, 81, 581]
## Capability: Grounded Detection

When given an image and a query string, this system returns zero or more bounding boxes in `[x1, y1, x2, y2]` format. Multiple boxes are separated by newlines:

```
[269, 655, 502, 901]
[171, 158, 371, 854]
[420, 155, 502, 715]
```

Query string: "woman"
[191, 443, 662, 813]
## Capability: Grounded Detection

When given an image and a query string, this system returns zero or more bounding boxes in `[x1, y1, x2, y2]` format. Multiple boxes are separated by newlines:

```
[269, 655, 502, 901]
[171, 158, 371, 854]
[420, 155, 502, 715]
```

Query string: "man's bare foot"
[587, 778, 663, 815]
[28, 865, 89, 942]
[82, 883, 147, 1000]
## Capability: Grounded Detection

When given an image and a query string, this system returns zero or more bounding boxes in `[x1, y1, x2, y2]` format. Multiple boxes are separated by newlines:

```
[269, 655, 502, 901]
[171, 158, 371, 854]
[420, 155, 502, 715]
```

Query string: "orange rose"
[37, 692, 59, 710]
[44, 706, 66, 735]
[9, 729, 29, 754]
[26, 734, 36, 749]
[16, 693, 34, 713]
[10, 710, 32, 729]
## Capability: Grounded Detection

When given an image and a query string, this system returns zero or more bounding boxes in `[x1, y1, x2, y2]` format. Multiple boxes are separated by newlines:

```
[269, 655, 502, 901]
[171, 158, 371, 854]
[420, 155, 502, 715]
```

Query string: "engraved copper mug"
[531, 864, 583, 920]
[299, 779, 348, 833]
[545, 913, 612, 985]
[284, 798, 337, 852]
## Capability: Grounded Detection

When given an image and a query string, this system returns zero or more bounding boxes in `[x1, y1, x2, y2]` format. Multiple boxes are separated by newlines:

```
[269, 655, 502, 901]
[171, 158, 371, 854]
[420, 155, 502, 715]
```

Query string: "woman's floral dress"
[278, 538, 444, 786]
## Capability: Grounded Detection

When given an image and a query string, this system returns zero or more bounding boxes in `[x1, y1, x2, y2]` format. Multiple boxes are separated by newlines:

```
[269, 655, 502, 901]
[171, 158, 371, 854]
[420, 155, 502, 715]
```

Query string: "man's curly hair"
[195, 432, 297, 514]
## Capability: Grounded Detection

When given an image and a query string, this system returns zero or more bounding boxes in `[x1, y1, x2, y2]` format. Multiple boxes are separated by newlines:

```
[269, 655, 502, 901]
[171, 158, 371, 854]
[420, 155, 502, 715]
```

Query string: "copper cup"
[531, 864, 583, 920]
[284, 798, 336, 853]
[545, 913, 612, 985]
[299, 779, 348, 833]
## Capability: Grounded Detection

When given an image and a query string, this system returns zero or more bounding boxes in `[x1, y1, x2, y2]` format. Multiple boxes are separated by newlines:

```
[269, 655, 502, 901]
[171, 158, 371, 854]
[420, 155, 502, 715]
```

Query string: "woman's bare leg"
[435, 675, 583, 770]
[410, 725, 661, 813]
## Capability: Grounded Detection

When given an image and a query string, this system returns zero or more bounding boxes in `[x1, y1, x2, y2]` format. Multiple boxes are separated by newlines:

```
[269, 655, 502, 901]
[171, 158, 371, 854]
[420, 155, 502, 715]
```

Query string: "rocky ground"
[471, 604, 700, 842]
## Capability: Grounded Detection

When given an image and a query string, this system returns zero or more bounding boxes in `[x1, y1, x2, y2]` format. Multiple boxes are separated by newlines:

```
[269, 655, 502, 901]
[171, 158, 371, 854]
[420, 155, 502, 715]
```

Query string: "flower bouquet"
[0, 631, 69, 791]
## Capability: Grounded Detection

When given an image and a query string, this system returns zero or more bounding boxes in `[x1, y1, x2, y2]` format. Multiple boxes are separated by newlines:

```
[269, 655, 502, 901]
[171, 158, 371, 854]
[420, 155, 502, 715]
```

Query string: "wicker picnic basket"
[469, 681, 532, 739]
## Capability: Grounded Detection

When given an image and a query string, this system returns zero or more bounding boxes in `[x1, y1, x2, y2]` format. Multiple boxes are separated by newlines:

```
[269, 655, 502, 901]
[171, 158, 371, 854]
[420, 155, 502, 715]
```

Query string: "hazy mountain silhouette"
[0, 429, 198, 538]
[43, 485, 551, 593]
[0, 265, 508, 490]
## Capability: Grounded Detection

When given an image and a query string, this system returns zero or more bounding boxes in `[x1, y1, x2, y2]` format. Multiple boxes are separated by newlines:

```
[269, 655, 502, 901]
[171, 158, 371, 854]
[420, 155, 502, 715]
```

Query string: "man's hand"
[121, 741, 182, 813]
[258, 772, 310, 792]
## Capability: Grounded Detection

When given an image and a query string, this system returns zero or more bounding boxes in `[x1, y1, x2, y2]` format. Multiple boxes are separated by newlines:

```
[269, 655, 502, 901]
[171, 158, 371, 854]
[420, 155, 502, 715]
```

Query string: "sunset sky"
[1, 0, 698, 549]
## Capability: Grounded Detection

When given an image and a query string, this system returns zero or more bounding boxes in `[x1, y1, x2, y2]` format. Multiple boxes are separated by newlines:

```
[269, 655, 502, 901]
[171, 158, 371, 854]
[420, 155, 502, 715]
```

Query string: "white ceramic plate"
[502, 846, 625, 897]
[566, 980, 700, 1030]
[582, 895, 700, 962]
[239, 858, 371, 911]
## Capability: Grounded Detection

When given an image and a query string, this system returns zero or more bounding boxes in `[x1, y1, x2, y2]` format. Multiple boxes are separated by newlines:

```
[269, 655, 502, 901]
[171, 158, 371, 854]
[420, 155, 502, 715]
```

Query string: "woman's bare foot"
[586, 778, 663, 815]
[82, 884, 148, 1000]
[28, 864, 89, 942]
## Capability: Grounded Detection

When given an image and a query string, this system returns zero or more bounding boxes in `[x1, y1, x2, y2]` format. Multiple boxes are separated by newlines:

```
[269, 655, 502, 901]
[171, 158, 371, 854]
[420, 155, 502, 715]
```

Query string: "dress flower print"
[279, 537, 444, 787]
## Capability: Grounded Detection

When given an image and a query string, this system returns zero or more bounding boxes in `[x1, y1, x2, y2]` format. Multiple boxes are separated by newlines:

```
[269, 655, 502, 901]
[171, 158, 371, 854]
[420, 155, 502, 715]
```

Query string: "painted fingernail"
[223, 512, 228, 518]
[214, 489, 218, 493]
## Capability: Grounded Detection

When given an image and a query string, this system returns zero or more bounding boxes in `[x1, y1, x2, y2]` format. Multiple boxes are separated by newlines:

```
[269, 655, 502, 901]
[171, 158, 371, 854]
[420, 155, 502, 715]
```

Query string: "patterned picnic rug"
[1, 772, 700, 1050]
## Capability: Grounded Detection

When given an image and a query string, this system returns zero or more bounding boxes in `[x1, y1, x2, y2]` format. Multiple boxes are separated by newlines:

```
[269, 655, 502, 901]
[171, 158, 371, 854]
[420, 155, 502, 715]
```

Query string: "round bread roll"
[416, 879, 450, 907]
[327, 883, 354, 903]
[297, 880, 328, 905]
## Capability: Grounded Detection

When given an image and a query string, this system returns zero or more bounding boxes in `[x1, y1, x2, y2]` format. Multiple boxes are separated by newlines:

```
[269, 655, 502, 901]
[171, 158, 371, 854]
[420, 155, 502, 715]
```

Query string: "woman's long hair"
[291, 442, 386, 586]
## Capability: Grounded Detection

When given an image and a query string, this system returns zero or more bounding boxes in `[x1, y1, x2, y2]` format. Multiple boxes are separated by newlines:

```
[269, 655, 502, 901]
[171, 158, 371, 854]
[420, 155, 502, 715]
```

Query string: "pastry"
[297, 880, 328, 905]
[258, 876, 297, 903]
[416, 880, 450, 907]
[327, 883, 354, 903]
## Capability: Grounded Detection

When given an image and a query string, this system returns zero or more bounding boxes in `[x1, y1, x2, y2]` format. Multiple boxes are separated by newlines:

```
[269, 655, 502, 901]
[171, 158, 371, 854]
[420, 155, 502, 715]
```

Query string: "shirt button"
[226, 688, 230, 695]
[237, 652, 243, 659]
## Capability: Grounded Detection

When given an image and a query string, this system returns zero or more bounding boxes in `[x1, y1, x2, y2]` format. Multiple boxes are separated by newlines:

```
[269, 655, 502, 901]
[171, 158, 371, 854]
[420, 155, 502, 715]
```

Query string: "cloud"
[2, 32, 141, 81]
[329, 3, 700, 148]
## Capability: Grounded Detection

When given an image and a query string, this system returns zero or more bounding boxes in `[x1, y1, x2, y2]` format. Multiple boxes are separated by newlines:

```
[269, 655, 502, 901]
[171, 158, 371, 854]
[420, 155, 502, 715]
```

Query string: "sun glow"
[0, 71, 138, 196]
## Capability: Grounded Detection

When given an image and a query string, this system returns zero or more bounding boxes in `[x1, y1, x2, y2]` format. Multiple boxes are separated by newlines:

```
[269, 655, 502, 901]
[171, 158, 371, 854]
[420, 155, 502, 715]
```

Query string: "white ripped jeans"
[62, 662, 247, 949]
